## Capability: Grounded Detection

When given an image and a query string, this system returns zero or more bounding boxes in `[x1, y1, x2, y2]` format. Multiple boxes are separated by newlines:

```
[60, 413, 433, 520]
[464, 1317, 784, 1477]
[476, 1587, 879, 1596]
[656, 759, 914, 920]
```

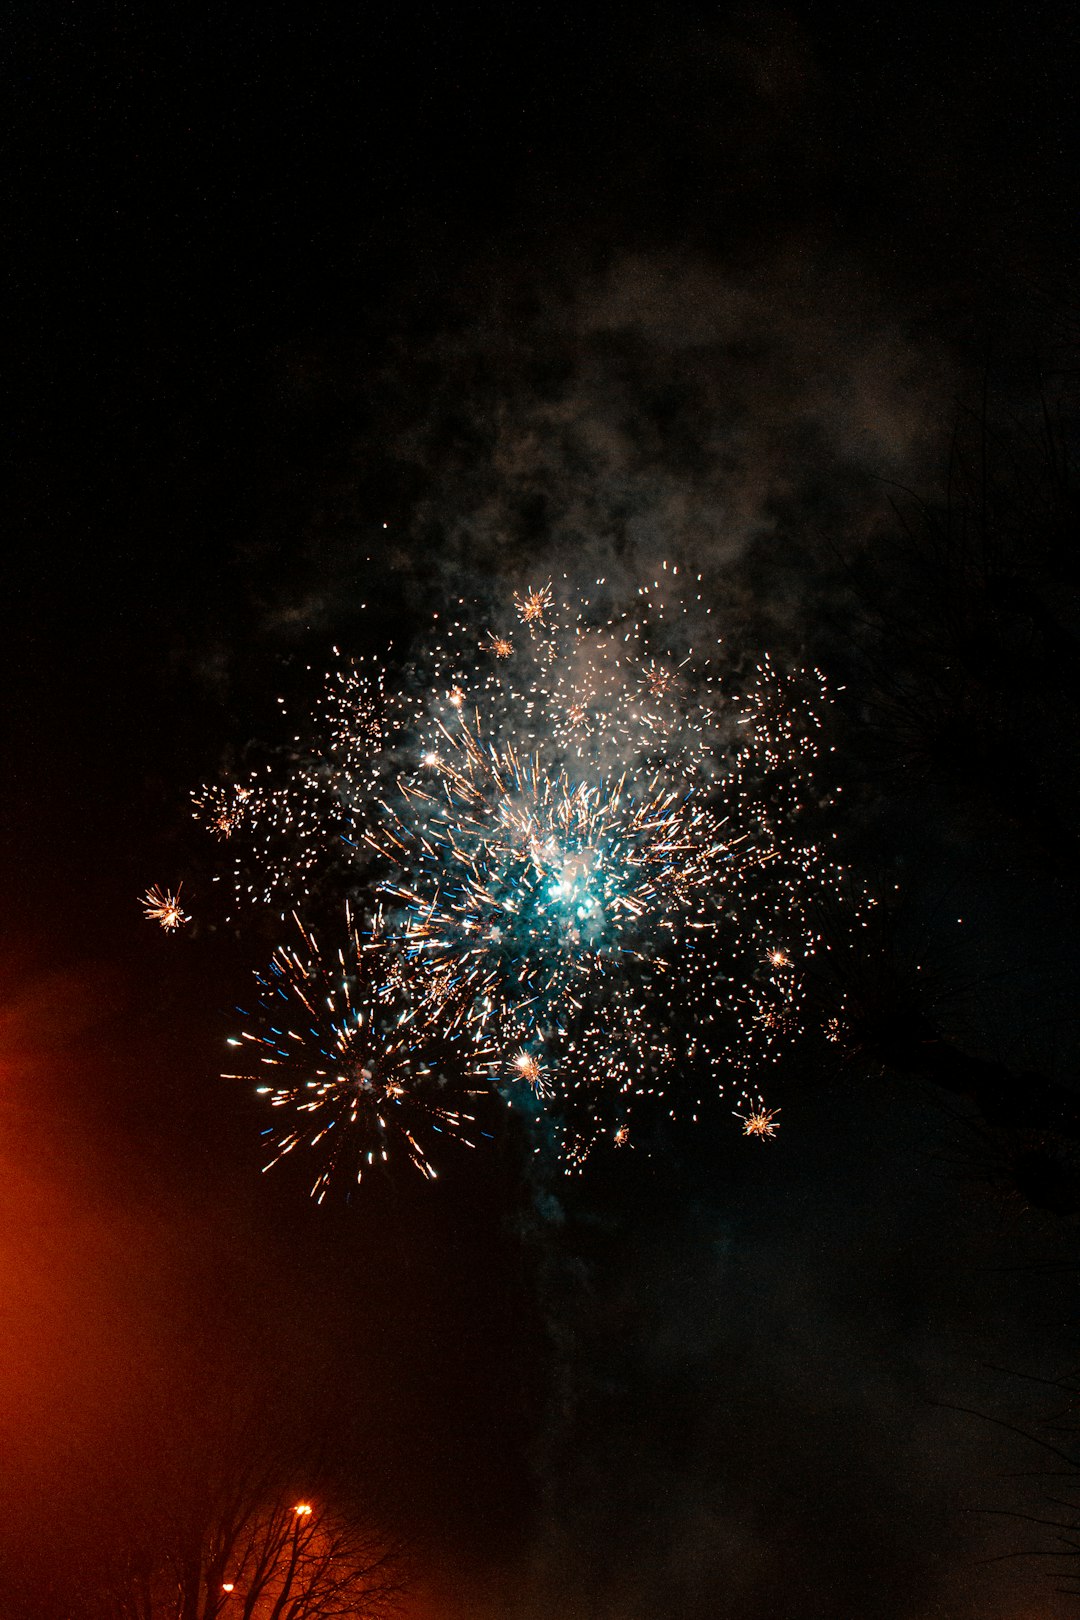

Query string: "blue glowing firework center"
[471, 822, 642, 979]
[542, 848, 607, 936]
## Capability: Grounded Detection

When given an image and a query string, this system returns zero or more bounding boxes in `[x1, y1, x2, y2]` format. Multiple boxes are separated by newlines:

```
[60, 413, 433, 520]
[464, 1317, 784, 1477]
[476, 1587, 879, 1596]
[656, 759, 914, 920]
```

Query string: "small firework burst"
[613, 1123, 631, 1148]
[192, 783, 253, 840]
[224, 908, 494, 1199]
[485, 631, 514, 659]
[141, 884, 190, 931]
[640, 659, 678, 700]
[510, 1048, 550, 1098]
[753, 1003, 795, 1034]
[513, 582, 553, 628]
[736, 1105, 781, 1139]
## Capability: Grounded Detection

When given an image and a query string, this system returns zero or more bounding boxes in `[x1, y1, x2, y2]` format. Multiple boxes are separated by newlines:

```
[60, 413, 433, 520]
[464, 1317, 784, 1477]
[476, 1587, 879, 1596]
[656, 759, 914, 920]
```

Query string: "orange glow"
[294, 1501, 313, 1516]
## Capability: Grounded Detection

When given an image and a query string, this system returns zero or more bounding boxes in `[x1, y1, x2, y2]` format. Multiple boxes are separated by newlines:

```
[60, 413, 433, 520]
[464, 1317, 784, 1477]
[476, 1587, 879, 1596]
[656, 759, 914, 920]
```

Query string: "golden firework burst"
[141, 884, 190, 931]
[513, 582, 553, 628]
[511, 1048, 551, 1096]
[736, 1106, 780, 1139]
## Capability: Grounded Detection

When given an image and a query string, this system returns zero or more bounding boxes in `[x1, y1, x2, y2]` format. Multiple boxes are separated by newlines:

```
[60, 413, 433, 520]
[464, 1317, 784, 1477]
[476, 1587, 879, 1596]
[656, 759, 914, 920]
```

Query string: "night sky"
[4, 5, 1080, 1617]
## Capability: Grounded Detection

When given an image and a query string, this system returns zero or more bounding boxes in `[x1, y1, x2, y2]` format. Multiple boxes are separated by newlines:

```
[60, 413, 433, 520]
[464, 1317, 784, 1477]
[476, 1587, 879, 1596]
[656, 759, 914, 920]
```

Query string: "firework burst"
[736, 1104, 781, 1139]
[514, 583, 554, 628]
[224, 908, 494, 1198]
[142, 884, 190, 931]
[196, 565, 856, 1186]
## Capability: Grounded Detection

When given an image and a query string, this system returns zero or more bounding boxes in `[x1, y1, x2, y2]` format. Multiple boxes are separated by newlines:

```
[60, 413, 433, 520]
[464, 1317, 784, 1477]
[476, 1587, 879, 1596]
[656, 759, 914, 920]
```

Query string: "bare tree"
[97, 1488, 402, 1620]
[69, 1327, 407, 1620]
[796, 359, 1080, 1214]
[947, 1361, 1080, 1605]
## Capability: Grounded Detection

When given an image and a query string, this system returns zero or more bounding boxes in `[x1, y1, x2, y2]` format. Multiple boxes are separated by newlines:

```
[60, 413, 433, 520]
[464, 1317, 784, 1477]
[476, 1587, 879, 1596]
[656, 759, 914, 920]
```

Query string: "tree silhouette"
[96, 1488, 401, 1620]
[804, 359, 1080, 1213]
[57, 1323, 407, 1620]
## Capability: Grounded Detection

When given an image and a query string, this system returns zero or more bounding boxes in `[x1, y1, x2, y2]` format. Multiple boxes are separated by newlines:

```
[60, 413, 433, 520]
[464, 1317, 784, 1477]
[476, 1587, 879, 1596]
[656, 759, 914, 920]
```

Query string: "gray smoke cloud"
[249, 247, 955, 665]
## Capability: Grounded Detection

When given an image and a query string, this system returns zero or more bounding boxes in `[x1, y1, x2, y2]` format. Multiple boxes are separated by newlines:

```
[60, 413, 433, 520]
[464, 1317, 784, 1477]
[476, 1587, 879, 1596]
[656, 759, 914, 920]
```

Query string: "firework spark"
[736, 1105, 781, 1139]
[510, 1048, 551, 1097]
[191, 783, 253, 840]
[514, 582, 554, 628]
[142, 884, 190, 931]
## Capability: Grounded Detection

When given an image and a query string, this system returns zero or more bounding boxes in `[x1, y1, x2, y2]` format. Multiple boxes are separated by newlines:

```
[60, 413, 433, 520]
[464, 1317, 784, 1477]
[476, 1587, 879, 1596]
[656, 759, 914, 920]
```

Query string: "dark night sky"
[3, 4, 1080, 1617]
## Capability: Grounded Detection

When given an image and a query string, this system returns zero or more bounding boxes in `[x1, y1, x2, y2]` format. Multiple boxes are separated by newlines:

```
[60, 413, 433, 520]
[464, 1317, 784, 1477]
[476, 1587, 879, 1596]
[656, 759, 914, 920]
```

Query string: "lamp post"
[219, 1501, 315, 1608]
